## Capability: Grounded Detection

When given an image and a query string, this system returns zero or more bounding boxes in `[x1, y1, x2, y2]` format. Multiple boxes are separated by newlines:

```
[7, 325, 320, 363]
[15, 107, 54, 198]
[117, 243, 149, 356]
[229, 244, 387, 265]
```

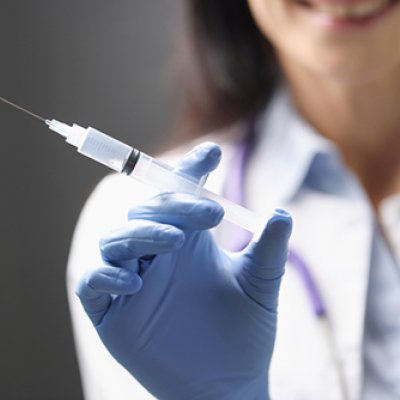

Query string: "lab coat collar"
[250, 86, 363, 209]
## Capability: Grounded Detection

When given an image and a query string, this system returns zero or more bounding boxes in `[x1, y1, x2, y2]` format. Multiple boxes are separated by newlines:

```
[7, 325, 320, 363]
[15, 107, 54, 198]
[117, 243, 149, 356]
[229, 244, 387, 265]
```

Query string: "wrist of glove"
[76, 142, 292, 400]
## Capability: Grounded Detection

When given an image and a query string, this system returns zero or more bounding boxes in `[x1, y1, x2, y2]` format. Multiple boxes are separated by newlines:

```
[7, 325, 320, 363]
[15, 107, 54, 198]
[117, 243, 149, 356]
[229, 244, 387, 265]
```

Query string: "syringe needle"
[0, 95, 46, 122]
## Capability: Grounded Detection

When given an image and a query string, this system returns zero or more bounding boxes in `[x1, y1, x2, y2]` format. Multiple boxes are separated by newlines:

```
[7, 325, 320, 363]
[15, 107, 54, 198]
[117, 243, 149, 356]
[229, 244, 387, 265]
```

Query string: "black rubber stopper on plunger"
[122, 148, 141, 175]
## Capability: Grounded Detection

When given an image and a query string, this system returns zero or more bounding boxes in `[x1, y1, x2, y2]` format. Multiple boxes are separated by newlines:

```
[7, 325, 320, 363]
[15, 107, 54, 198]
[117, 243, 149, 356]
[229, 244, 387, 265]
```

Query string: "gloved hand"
[76, 142, 292, 400]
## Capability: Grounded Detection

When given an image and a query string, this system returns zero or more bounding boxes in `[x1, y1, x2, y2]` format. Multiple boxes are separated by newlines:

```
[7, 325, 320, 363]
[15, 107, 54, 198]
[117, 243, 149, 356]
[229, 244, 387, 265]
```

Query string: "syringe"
[0, 95, 264, 235]
[45, 119, 265, 235]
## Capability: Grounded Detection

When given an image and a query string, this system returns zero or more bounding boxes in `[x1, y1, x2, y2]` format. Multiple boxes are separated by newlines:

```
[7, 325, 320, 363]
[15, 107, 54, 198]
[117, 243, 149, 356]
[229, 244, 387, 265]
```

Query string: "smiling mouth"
[296, 0, 398, 20]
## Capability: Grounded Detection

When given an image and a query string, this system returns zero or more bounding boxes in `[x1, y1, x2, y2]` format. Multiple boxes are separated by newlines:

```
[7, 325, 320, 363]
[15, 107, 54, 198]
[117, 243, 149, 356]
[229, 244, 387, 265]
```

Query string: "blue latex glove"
[76, 142, 292, 400]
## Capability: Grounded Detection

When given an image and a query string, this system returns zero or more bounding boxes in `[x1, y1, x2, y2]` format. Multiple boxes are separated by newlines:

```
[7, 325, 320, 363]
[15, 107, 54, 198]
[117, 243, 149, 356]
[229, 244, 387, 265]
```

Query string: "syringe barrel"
[78, 127, 134, 172]
[130, 153, 264, 235]
[131, 153, 204, 193]
[68, 125, 263, 235]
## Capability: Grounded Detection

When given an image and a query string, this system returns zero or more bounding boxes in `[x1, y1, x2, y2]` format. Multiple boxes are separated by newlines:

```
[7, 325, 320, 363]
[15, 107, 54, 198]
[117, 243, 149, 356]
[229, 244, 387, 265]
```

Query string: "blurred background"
[0, 1, 178, 398]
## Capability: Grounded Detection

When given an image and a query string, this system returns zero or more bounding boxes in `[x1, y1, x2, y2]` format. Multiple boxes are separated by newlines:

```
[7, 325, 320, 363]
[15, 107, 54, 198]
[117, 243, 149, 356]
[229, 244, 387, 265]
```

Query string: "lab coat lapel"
[288, 191, 373, 399]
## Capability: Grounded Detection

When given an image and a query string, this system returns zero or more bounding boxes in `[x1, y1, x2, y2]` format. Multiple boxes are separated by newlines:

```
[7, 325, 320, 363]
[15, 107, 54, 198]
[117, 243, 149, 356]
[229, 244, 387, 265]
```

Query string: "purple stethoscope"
[223, 123, 348, 398]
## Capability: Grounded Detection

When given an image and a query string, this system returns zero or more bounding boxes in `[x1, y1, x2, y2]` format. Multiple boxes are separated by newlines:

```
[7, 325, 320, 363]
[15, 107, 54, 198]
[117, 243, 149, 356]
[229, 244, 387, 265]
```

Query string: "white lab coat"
[67, 91, 384, 399]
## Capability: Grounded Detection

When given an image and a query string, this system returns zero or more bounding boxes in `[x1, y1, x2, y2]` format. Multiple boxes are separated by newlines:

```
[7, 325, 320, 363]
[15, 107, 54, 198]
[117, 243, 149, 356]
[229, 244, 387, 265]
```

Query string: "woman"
[67, 0, 400, 399]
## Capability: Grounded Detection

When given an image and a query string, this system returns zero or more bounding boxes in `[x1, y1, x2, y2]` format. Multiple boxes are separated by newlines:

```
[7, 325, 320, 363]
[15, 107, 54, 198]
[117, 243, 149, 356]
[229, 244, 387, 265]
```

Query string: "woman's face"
[247, 0, 400, 84]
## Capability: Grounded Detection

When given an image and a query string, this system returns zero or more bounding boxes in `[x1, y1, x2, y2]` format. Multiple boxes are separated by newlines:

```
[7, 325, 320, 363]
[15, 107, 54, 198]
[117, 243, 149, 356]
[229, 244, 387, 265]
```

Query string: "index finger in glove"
[174, 142, 222, 181]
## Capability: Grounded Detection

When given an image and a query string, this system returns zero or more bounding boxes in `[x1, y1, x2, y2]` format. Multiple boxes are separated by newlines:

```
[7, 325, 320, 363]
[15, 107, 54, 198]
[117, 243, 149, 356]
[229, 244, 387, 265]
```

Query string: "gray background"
[0, 1, 177, 398]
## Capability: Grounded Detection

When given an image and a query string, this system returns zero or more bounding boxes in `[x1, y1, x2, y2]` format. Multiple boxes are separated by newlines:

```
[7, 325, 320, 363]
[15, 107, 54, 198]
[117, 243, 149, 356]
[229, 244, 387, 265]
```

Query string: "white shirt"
[362, 225, 400, 399]
[67, 87, 400, 399]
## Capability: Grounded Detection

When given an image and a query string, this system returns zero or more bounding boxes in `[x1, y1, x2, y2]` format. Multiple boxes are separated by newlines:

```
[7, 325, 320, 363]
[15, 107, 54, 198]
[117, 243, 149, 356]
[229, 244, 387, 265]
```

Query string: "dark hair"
[176, 0, 280, 138]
